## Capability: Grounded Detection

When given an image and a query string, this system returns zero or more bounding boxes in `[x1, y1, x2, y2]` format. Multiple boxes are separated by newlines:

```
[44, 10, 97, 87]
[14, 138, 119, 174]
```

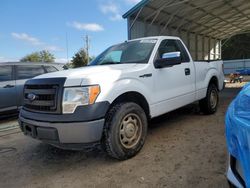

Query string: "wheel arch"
[108, 91, 151, 120]
[208, 76, 219, 90]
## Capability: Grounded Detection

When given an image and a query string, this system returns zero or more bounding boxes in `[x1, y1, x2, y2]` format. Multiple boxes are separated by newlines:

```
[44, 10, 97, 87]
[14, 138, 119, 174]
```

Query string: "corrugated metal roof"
[123, 0, 250, 39]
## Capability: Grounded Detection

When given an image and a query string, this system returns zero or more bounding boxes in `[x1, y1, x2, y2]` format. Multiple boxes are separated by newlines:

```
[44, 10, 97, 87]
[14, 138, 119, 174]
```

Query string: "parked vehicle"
[236, 69, 250, 75]
[19, 36, 224, 160]
[226, 83, 250, 188]
[0, 62, 65, 115]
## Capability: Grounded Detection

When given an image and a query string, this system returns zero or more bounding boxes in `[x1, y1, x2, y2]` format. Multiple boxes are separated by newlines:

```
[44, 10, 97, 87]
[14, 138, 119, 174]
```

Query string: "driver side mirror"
[154, 51, 181, 69]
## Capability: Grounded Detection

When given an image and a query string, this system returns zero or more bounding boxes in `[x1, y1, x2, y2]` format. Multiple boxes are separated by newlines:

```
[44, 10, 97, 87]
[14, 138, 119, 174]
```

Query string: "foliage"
[72, 48, 89, 68]
[20, 50, 55, 62]
[64, 62, 74, 69]
[222, 33, 250, 60]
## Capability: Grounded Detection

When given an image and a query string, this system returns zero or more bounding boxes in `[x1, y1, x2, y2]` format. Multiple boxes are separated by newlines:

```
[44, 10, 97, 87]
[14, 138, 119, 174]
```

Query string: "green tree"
[72, 48, 88, 68]
[64, 62, 74, 69]
[20, 50, 55, 62]
[39, 50, 55, 62]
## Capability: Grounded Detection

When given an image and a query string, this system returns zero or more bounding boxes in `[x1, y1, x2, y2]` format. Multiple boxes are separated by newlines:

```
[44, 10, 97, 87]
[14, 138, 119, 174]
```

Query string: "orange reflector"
[89, 85, 100, 104]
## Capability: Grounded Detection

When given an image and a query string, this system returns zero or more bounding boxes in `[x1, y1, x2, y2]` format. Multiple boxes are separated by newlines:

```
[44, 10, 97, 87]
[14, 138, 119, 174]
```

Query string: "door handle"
[3, 84, 14, 88]
[185, 68, 190, 75]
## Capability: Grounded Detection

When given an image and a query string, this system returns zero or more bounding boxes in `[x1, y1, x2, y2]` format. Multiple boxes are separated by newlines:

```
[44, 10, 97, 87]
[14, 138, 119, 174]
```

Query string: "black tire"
[199, 83, 219, 114]
[103, 102, 148, 160]
[227, 181, 236, 188]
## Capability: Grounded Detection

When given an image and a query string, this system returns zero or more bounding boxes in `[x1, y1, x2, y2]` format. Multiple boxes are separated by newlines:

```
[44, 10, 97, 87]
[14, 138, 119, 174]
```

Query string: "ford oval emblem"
[27, 93, 37, 101]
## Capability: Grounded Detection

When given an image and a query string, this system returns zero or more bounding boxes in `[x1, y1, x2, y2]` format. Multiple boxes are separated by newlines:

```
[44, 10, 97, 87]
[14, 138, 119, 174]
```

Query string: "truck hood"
[34, 64, 139, 86]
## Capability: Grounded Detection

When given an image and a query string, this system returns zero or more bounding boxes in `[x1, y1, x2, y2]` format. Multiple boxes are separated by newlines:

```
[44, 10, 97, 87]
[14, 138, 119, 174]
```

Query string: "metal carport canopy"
[123, 0, 250, 40]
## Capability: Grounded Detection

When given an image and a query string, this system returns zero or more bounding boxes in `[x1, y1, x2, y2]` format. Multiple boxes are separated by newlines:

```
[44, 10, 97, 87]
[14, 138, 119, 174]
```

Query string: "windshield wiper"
[100, 61, 120, 65]
[99, 61, 143, 65]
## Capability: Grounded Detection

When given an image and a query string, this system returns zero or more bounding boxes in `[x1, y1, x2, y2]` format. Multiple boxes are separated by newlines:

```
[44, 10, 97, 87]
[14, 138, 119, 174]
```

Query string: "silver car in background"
[0, 62, 65, 115]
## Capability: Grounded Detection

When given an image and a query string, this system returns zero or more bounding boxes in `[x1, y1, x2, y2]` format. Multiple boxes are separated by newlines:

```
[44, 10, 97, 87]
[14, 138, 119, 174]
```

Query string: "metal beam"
[159, 8, 182, 35]
[202, 21, 250, 37]
[199, 23, 244, 36]
[195, 34, 198, 60]
[144, 0, 175, 22]
[202, 35, 205, 59]
[182, 0, 228, 28]
[143, 4, 230, 37]
[175, 19, 186, 33]
[194, 8, 250, 32]
[186, 1, 240, 31]
[189, 8, 234, 31]
[215, 28, 245, 39]
[187, 32, 190, 50]
[224, 0, 250, 21]
[129, 7, 144, 31]
[168, 0, 225, 32]
[184, 1, 250, 32]
[208, 37, 211, 61]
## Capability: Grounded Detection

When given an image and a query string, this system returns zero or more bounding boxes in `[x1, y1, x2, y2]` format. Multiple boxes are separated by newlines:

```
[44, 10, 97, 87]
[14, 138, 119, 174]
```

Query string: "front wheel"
[199, 83, 219, 114]
[103, 102, 148, 160]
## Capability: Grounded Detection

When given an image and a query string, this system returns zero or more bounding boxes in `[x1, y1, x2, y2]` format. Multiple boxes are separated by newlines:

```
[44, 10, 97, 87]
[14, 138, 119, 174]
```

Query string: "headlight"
[62, 85, 100, 114]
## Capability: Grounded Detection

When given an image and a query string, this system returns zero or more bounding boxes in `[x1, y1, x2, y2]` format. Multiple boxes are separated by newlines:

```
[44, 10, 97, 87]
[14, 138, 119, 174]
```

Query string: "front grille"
[23, 78, 66, 114]
[24, 85, 58, 112]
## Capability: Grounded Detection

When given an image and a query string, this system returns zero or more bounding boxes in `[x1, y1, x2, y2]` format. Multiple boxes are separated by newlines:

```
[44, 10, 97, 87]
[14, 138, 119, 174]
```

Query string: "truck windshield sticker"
[140, 39, 157, 44]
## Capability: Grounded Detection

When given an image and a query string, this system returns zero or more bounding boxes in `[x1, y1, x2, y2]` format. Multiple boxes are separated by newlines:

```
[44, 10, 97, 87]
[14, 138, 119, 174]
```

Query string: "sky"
[0, 0, 141, 63]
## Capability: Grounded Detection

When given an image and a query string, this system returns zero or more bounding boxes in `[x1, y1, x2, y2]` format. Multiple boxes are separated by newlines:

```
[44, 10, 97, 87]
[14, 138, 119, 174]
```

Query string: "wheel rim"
[210, 89, 218, 109]
[119, 113, 142, 149]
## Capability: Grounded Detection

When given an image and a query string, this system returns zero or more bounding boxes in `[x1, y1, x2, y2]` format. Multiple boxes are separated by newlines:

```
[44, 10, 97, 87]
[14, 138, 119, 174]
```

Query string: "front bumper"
[18, 101, 110, 149]
[227, 155, 246, 188]
[19, 115, 105, 149]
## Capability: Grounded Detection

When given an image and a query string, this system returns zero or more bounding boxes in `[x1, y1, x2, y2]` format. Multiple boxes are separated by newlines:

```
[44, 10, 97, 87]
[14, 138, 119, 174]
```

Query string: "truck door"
[0, 65, 17, 113]
[152, 39, 196, 116]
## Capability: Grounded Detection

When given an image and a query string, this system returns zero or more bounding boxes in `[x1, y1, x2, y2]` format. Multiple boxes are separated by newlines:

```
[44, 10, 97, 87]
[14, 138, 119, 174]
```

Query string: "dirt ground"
[0, 88, 240, 188]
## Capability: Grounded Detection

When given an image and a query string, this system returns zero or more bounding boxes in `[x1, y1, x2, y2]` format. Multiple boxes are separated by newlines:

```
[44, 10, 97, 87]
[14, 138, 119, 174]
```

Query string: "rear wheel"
[103, 102, 147, 160]
[199, 83, 219, 114]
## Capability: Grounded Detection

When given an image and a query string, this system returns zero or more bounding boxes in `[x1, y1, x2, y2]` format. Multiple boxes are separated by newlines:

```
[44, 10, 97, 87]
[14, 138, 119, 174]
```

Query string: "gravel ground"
[0, 88, 240, 188]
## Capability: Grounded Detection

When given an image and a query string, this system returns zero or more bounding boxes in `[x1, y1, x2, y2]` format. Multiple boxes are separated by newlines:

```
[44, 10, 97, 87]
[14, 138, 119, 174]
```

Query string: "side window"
[17, 65, 45, 80]
[158, 39, 190, 63]
[176, 40, 190, 62]
[0, 65, 13, 82]
[44, 66, 58, 73]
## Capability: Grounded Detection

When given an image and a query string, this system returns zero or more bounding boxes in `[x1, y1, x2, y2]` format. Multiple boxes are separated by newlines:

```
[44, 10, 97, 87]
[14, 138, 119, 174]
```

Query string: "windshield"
[89, 39, 157, 66]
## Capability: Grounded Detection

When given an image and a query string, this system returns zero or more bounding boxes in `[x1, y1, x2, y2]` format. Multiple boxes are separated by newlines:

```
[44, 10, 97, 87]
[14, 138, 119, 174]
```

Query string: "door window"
[158, 39, 190, 62]
[16, 65, 46, 80]
[0, 65, 13, 82]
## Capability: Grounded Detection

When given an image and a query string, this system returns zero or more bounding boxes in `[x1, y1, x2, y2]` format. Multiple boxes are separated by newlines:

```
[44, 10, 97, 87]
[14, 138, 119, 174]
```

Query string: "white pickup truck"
[19, 36, 224, 160]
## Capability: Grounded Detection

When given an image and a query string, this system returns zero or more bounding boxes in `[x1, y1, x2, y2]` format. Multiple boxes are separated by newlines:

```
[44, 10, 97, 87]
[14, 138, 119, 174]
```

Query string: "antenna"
[66, 32, 69, 63]
[85, 35, 90, 64]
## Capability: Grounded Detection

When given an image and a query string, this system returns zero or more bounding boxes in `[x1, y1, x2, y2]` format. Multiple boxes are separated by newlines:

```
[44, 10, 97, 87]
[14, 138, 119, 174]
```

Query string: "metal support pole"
[195, 34, 198, 60]
[213, 40, 216, 60]
[202, 36, 205, 60]
[208, 37, 211, 61]
[219, 40, 222, 59]
[129, 7, 143, 34]
[127, 17, 131, 40]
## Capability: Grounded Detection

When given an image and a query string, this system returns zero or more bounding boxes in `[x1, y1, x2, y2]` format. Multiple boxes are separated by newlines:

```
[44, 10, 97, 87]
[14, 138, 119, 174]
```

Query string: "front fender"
[96, 78, 152, 106]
